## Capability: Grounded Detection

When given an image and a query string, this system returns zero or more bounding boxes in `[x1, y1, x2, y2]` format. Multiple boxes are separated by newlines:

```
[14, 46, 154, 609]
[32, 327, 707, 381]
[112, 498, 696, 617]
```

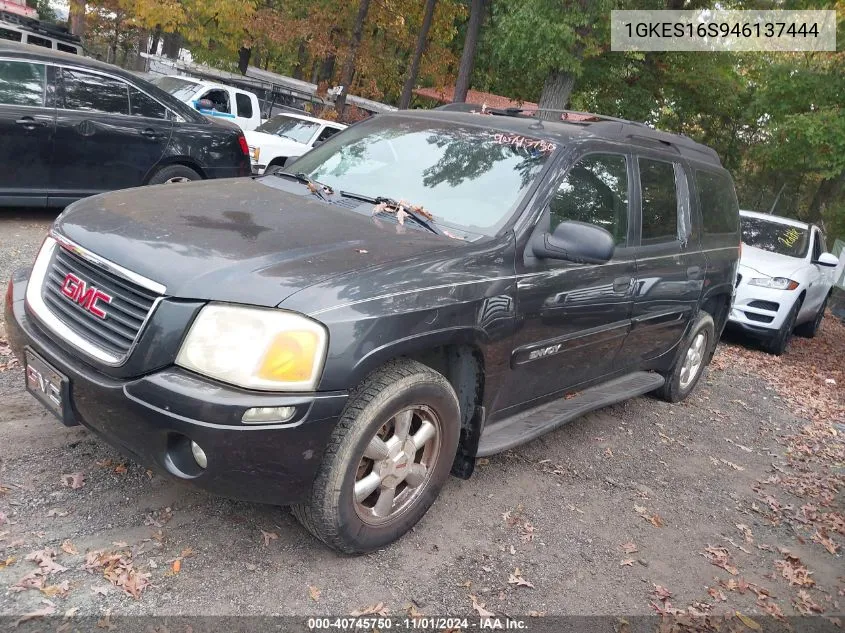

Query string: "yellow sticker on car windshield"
[778, 227, 801, 248]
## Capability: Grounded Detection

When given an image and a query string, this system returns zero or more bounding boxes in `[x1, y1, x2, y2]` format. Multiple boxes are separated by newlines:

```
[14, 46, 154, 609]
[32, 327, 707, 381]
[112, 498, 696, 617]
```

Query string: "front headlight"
[249, 146, 260, 161]
[748, 277, 799, 290]
[175, 304, 328, 391]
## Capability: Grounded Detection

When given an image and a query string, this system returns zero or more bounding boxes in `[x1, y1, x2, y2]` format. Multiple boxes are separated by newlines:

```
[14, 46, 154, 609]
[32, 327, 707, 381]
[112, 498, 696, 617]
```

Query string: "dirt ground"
[0, 209, 842, 624]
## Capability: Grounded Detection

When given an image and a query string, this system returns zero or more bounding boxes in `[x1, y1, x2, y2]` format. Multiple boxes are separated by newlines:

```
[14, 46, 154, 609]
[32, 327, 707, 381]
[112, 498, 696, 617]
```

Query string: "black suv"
[6, 107, 740, 554]
[0, 41, 251, 208]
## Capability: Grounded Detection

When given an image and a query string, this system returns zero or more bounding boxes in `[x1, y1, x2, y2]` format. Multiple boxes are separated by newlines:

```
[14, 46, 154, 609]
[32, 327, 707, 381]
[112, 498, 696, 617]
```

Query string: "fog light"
[190, 441, 208, 469]
[242, 406, 296, 425]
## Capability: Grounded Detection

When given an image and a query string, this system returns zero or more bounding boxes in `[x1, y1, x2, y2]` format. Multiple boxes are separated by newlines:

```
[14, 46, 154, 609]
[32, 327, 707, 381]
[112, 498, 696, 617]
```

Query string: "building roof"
[413, 87, 595, 122]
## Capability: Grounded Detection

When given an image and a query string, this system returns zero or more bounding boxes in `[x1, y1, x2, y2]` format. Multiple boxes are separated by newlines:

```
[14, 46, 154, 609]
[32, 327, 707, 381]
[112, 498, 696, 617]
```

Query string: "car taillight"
[237, 135, 249, 155]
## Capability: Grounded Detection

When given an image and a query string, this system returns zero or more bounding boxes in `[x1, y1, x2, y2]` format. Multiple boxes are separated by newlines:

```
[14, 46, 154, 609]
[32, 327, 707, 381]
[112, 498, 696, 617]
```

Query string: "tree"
[334, 0, 372, 117]
[399, 0, 437, 109]
[69, 0, 86, 36]
[486, 0, 610, 118]
[453, 0, 484, 102]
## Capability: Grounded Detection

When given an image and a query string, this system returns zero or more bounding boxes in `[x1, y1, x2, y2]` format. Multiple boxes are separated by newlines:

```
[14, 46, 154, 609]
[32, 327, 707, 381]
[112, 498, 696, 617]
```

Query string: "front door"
[621, 155, 705, 365]
[497, 150, 637, 414]
[51, 67, 172, 203]
[0, 59, 56, 206]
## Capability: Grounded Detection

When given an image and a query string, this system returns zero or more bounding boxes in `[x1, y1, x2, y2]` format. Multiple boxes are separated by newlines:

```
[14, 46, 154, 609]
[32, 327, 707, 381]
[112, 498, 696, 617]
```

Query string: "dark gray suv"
[6, 106, 740, 553]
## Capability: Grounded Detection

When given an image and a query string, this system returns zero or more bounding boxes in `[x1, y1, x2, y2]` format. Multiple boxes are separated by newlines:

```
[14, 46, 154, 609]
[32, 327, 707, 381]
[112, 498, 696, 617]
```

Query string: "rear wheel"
[148, 164, 202, 185]
[794, 294, 828, 338]
[655, 312, 714, 403]
[291, 359, 460, 554]
[766, 298, 801, 355]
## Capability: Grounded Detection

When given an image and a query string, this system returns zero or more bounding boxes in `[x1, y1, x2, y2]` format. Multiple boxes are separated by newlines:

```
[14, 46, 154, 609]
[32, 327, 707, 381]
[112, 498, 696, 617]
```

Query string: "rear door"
[51, 67, 172, 202]
[0, 58, 56, 206]
[500, 147, 638, 412]
[620, 153, 705, 365]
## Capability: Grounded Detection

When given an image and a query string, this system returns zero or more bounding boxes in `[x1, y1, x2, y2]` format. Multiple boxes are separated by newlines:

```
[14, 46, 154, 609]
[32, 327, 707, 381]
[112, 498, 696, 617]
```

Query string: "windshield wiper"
[274, 172, 334, 202]
[339, 191, 441, 236]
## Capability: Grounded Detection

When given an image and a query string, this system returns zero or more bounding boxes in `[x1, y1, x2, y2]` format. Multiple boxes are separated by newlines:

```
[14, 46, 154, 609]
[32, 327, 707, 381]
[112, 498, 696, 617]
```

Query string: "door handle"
[15, 117, 47, 129]
[613, 276, 633, 293]
[140, 128, 160, 139]
[686, 265, 702, 279]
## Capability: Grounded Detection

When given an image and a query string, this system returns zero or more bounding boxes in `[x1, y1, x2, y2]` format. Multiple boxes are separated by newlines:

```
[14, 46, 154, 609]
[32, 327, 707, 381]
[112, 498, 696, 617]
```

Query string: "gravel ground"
[0, 208, 841, 623]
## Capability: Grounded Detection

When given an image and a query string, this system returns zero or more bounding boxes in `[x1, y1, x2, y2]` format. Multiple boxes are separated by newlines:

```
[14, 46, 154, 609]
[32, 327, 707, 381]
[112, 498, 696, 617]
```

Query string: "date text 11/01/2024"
[307, 617, 529, 630]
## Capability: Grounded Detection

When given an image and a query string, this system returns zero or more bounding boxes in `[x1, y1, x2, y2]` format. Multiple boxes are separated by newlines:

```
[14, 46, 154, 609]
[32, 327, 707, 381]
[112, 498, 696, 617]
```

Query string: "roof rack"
[434, 102, 720, 165]
[0, 11, 82, 44]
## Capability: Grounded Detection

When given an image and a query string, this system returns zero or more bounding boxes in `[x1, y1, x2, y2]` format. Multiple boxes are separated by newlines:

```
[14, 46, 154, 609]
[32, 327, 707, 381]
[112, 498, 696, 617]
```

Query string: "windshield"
[257, 116, 320, 143]
[741, 216, 809, 258]
[151, 76, 200, 102]
[290, 115, 555, 234]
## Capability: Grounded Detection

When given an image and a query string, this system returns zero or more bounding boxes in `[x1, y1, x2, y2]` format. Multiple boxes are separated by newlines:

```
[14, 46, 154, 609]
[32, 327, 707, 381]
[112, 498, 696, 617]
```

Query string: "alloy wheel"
[679, 331, 708, 390]
[353, 406, 442, 526]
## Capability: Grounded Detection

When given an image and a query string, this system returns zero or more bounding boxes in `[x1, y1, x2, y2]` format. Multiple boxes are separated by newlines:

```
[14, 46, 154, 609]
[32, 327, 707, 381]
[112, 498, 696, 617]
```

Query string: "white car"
[729, 210, 839, 354]
[150, 75, 262, 131]
[245, 113, 346, 175]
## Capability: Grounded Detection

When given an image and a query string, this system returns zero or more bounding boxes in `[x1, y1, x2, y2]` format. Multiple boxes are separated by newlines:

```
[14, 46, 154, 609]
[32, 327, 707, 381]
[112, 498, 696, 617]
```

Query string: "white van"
[151, 75, 262, 131]
[0, 19, 83, 55]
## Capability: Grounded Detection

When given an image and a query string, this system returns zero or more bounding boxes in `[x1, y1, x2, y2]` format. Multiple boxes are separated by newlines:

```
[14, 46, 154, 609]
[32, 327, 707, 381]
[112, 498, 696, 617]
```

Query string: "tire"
[291, 359, 461, 554]
[794, 294, 828, 338]
[655, 312, 715, 403]
[147, 164, 202, 185]
[263, 163, 286, 176]
[766, 298, 801, 355]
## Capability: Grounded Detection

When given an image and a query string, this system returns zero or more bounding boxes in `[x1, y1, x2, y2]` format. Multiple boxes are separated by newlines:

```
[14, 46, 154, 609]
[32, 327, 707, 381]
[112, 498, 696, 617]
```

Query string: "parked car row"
[0, 41, 251, 207]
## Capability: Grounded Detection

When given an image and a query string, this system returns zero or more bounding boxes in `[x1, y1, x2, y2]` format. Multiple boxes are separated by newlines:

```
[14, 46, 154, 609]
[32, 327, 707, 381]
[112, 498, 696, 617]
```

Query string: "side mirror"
[816, 252, 839, 267]
[195, 98, 214, 111]
[312, 140, 324, 148]
[531, 220, 615, 264]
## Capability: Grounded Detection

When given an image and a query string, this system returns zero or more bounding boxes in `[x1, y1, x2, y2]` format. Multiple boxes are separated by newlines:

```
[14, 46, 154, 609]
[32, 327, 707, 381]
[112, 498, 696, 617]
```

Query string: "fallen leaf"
[621, 541, 638, 554]
[707, 587, 727, 601]
[261, 530, 278, 546]
[309, 585, 321, 601]
[649, 514, 665, 528]
[736, 523, 754, 543]
[793, 590, 823, 614]
[350, 602, 389, 617]
[701, 545, 738, 575]
[507, 567, 534, 588]
[13, 602, 56, 627]
[0, 555, 15, 570]
[61, 472, 85, 489]
[735, 611, 761, 630]
[652, 585, 673, 601]
[171, 559, 181, 574]
[113, 464, 128, 475]
[620, 559, 635, 567]
[469, 594, 495, 618]
[40, 580, 70, 598]
[25, 549, 68, 575]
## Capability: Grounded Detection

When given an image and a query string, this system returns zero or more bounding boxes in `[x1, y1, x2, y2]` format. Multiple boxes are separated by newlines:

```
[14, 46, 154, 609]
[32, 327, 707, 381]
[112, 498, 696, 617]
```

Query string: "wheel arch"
[144, 157, 207, 183]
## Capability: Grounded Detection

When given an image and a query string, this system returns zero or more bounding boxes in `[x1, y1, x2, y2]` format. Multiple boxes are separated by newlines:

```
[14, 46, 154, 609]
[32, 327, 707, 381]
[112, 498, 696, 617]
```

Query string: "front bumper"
[727, 275, 798, 337]
[5, 271, 347, 506]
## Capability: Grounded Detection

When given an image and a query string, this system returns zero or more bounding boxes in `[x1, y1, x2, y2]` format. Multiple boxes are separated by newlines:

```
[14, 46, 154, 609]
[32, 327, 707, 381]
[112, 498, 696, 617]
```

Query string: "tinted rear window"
[235, 92, 253, 118]
[696, 169, 739, 234]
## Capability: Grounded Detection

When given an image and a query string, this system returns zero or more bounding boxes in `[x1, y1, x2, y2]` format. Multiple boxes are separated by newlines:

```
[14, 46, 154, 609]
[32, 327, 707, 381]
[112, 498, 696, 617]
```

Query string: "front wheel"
[292, 359, 461, 554]
[148, 164, 202, 185]
[794, 294, 828, 338]
[655, 312, 715, 403]
[766, 298, 801, 355]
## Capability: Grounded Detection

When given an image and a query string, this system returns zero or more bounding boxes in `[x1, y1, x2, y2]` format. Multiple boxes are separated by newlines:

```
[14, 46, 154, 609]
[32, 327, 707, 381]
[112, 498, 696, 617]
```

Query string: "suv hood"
[739, 245, 805, 279]
[54, 178, 462, 307]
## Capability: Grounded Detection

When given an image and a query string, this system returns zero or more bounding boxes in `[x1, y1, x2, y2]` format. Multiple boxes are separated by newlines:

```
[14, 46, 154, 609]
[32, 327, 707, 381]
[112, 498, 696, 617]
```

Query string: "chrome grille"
[41, 245, 159, 359]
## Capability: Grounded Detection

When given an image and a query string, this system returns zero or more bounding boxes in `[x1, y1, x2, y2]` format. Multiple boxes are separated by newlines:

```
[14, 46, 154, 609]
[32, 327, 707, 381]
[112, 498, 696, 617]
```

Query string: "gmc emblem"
[60, 273, 113, 319]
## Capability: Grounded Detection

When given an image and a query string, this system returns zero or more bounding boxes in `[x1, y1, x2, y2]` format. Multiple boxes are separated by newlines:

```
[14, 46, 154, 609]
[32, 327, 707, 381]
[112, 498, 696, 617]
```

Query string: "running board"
[477, 372, 665, 456]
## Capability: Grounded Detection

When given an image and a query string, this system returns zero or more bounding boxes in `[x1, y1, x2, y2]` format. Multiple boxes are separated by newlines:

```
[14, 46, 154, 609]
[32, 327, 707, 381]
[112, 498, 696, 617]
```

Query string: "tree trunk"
[162, 32, 181, 59]
[237, 46, 251, 74]
[334, 0, 372, 118]
[399, 0, 437, 109]
[292, 40, 308, 79]
[537, 70, 576, 120]
[453, 0, 484, 103]
[68, 0, 85, 37]
[805, 169, 845, 223]
[148, 25, 162, 55]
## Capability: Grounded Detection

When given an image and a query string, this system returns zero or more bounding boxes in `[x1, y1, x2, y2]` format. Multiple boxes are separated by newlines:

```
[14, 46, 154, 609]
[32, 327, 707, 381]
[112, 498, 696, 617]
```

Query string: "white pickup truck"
[150, 75, 262, 131]
[245, 112, 346, 175]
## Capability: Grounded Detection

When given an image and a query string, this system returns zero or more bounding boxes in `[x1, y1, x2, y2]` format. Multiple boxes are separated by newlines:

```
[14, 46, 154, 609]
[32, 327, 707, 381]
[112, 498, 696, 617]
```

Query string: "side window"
[26, 34, 53, 49]
[129, 87, 166, 119]
[550, 153, 629, 246]
[696, 169, 739, 234]
[0, 60, 46, 106]
[0, 26, 23, 42]
[235, 92, 252, 118]
[201, 89, 230, 113]
[56, 43, 78, 54]
[639, 158, 679, 244]
[317, 126, 341, 142]
[62, 69, 129, 115]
